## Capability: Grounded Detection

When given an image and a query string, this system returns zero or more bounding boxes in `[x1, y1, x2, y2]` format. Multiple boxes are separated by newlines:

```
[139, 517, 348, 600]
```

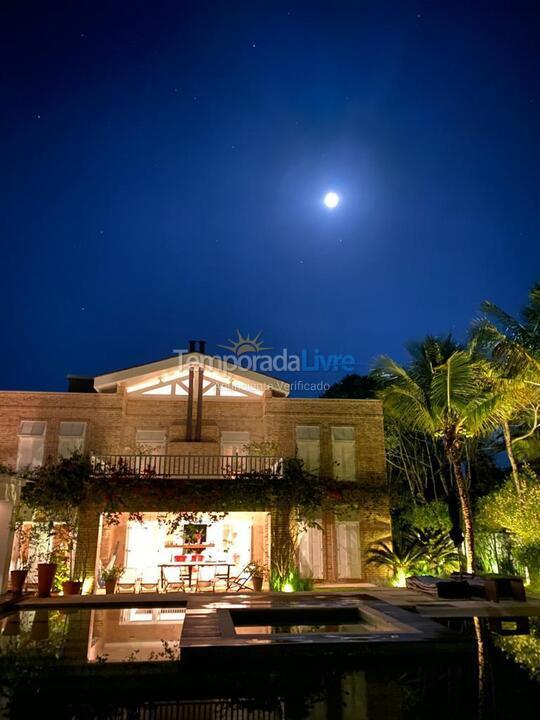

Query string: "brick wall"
[0, 389, 391, 585]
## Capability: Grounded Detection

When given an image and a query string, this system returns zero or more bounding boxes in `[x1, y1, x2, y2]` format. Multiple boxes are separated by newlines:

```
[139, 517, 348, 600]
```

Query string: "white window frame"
[135, 430, 167, 455]
[58, 421, 87, 458]
[220, 431, 250, 456]
[298, 522, 325, 579]
[331, 426, 357, 481]
[336, 520, 362, 578]
[16, 421, 47, 470]
[295, 426, 320, 474]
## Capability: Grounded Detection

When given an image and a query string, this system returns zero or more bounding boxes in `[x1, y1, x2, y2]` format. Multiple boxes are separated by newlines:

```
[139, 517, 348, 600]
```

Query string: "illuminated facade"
[0, 343, 390, 591]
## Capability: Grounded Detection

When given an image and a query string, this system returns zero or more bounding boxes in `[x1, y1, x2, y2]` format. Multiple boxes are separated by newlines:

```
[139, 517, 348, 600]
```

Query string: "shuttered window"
[298, 523, 324, 579]
[331, 426, 356, 481]
[17, 421, 46, 470]
[336, 521, 362, 578]
[58, 422, 86, 458]
[296, 426, 320, 474]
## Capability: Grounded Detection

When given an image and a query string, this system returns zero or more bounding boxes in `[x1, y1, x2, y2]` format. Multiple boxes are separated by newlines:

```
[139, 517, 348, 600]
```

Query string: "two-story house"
[0, 342, 390, 591]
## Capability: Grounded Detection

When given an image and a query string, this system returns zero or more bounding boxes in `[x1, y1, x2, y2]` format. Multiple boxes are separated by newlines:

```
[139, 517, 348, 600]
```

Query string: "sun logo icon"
[219, 330, 272, 356]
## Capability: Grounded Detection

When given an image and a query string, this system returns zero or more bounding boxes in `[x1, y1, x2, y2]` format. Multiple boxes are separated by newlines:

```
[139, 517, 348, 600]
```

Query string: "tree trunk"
[449, 456, 476, 573]
[501, 419, 522, 497]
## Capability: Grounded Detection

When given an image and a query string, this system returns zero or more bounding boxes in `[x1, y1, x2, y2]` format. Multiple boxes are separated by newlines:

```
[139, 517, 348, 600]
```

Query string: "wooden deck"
[0, 584, 540, 665]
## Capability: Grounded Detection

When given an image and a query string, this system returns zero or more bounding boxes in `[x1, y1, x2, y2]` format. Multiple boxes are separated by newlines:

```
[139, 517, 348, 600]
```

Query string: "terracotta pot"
[252, 575, 264, 592]
[105, 579, 117, 594]
[37, 562, 57, 598]
[30, 609, 50, 641]
[62, 580, 82, 596]
[9, 569, 28, 594]
[3, 611, 21, 636]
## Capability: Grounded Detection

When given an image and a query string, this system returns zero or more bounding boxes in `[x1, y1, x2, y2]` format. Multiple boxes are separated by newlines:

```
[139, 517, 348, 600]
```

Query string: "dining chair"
[195, 564, 216, 592]
[162, 566, 186, 593]
[117, 568, 139, 593]
[213, 564, 232, 591]
[139, 569, 160, 593]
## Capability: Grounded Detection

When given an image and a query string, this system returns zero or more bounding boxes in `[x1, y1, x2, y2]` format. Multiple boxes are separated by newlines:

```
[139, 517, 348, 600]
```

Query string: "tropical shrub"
[404, 500, 452, 534]
[368, 528, 459, 585]
[476, 471, 540, 545]
[367, 537, 423, 587]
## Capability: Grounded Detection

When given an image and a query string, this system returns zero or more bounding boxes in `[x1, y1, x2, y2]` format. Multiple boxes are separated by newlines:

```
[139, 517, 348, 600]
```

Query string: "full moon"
[323, 191, 340, 209]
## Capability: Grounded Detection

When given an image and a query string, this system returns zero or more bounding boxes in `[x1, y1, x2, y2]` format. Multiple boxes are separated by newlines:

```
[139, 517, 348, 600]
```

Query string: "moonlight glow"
[323, 191, 340, 209]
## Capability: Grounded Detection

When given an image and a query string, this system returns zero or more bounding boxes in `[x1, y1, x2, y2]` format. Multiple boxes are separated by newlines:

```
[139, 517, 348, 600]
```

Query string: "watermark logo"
[218, 330, 272, 356]
[215, 330, 355, 374]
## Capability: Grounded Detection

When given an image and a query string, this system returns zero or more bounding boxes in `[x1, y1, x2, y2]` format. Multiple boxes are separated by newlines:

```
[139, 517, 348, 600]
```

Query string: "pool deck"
[3, 583, 539, 618]
[2, 584, 538, 662]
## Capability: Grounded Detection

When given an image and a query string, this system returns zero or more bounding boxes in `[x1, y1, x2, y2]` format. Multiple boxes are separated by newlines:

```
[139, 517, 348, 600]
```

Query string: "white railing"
[90, 454, 282, 479]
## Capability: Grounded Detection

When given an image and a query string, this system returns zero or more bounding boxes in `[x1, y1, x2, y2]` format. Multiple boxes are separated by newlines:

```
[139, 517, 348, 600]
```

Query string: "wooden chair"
[139, 569, 160, 593]
[213, 564, 232, 591]
[195, 564, 216, 592]
[227, 565, 255, 592]
[162, 566, 187, 593]
[117, 568, 139, 594]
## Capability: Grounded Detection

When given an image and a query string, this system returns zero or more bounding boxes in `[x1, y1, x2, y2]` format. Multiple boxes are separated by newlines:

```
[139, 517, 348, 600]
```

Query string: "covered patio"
[96, 511, 271, 593]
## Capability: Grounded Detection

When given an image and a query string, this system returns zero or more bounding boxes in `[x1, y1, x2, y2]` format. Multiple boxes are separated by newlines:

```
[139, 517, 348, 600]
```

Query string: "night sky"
[1, 1, 539, 395]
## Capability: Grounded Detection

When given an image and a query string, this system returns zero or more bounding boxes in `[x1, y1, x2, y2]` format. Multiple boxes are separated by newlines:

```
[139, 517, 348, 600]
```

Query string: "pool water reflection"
[1, 602, 540, 719]
[0, 605, 186, 664]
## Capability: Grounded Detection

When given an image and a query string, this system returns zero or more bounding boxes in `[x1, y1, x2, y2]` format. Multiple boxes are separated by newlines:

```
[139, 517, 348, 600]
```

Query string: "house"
[0, 342, 390, 591]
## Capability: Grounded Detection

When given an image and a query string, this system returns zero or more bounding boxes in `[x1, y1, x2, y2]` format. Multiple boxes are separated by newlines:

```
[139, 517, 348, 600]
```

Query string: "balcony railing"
[90, 454, 283, 479]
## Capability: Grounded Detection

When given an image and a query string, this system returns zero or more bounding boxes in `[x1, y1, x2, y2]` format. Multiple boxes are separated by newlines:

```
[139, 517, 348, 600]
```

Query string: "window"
[17, 421, 46, 470]
[331, 427, 356, 481]
[58, 422, 86, 458]
[298, 523, 324, 579]
[135, 430, 166, 455]
[336, 521, 362, 578]
[220, 431, 249, 456]
[296, 426, 320, 474]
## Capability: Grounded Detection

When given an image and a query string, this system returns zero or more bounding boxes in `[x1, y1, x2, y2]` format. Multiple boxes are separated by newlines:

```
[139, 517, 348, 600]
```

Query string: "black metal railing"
[90, 454, 282, 479]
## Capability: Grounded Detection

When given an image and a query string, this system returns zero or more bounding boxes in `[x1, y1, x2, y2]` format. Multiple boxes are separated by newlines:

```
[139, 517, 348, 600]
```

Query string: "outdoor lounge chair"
[450, 572, 526, 602]
[406, 575, 471, 599]
[227, 564, 255, 592]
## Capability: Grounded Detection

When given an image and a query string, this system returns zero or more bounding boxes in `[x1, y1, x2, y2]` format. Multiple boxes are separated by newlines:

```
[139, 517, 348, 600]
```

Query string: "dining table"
[159, 561, 236, 589]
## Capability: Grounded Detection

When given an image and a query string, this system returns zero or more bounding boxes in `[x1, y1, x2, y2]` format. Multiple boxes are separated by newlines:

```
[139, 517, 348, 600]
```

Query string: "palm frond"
[430, 351, 481, 414]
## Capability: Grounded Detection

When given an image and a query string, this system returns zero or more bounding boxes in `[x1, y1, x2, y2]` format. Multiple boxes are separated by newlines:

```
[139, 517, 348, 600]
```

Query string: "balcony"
[90, 454, 282, 479]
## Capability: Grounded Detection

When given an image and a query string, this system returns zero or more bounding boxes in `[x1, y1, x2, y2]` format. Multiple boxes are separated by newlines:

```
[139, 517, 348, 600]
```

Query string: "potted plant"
[34, 521, 58, 598]
[248, 561, 267, 592]
[56, 513, 86, 595]
[101, 565, 124, 594]
[9, 514, 35, 595]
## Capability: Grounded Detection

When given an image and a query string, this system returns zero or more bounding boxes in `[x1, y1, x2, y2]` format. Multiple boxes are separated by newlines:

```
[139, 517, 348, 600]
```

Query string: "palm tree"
[473, 284, 540, 493]
[376, 350, 506, 572]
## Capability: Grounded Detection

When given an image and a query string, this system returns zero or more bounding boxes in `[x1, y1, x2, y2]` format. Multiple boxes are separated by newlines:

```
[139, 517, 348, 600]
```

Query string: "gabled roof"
[93, 352, 290, 397]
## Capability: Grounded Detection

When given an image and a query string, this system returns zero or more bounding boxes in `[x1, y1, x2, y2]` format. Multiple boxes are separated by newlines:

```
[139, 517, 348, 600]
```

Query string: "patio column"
[74, 505, 101, 593]
[0, 473, 20, 592]
[0, 500, 14, 593]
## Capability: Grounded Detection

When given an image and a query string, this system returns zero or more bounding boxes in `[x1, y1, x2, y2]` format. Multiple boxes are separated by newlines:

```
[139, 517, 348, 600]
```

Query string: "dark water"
[1, 606, 539, 719]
